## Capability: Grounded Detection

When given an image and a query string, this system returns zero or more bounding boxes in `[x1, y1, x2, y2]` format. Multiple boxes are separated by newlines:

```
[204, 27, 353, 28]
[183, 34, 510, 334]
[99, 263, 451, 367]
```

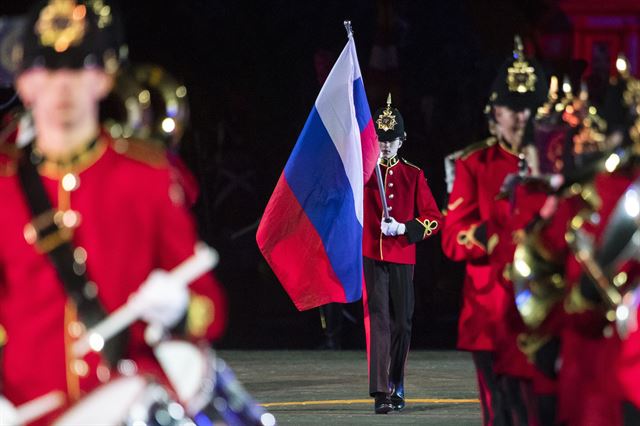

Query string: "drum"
[154, 340, 213, 415]
[53, 375, 190, 425]
[154, 340, 276, 426]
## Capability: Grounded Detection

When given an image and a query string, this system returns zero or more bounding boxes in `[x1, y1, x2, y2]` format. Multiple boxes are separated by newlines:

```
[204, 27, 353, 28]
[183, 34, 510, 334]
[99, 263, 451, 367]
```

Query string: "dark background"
[0, 0, 586, 350]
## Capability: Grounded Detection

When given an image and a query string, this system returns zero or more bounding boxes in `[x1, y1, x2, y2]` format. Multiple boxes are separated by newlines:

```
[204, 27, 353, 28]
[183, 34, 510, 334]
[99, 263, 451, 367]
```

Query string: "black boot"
[374, 393, 393, 414]
[390, 383, 405, 411]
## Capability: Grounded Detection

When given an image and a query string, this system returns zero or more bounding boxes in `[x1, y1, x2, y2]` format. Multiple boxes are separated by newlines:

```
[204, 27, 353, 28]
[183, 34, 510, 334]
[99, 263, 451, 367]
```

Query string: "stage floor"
[219, 350, 482, 425]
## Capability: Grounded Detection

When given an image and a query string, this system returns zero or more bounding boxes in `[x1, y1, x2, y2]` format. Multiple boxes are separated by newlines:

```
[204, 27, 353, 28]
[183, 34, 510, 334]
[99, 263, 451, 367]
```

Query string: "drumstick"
[72, 244, 219, 358]
[14, 391, 65, 425]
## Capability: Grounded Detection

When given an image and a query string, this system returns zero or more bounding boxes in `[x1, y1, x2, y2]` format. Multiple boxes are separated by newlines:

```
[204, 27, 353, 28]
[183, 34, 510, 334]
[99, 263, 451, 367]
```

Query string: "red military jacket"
[486, 182, 550, 381]
[0, 133, 226, 419]
[363, 155, 442, 264]
[441, 136, 520, 351]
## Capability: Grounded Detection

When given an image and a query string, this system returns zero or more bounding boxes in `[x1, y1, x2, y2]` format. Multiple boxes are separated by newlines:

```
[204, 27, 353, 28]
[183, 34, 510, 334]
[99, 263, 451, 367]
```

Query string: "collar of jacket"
[497, 139, 520, 157]
[379, 155, 399, 168]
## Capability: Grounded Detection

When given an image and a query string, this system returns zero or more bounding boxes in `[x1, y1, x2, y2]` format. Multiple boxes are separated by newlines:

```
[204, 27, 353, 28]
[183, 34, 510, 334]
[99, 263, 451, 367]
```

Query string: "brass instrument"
[510, 77, 617, 330]
[0, 16, 26, 87]
[101, 63, 190, 148]
[511, 220, 565, 330]
[130, 64, 189, 148]
[569, 177, 640, 338]
[510, 148, 635, 327]
[101, 68, 151, 140]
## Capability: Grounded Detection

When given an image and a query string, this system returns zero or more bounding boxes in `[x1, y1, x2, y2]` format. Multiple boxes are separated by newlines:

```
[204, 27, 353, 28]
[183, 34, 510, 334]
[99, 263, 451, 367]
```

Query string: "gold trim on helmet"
[376, 93, 397, 132]
[507, 35, 537, 94]
[36, 0, 87, 53]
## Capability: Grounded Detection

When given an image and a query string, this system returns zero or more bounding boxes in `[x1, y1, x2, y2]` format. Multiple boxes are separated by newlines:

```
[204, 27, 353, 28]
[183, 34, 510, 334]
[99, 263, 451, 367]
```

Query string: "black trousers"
[473, 351, 505, 426]
[623, 401, 640, 426]
[473, 352, 543, 426]
[363, 257, 414, 396]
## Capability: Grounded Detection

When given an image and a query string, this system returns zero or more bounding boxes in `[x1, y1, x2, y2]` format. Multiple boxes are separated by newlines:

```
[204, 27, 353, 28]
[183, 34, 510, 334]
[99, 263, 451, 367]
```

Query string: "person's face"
[494, 105, 530, 147]
[379, 137, 403, 159]
[16, 68, 113, 131]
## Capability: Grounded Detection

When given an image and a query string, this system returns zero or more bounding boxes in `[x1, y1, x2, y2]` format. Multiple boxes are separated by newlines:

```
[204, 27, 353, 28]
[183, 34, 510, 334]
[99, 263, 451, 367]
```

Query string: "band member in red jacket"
[482, 77, 572, 426]
[362, 94, 442, 414]
[0, 1, 225, 423]
[521, 70, 640, 426]
[441, 36, 547, 425]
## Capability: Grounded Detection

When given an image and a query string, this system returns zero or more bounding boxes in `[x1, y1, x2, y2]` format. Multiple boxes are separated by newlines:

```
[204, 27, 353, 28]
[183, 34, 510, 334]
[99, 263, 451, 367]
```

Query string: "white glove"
[129, 269, 189, 329]
[381, 217, 406, 236]
[0, 396, 18, 426]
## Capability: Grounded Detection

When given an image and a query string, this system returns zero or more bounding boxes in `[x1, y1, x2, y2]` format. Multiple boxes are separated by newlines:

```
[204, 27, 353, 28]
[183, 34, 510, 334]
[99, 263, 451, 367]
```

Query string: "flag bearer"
[363, 94, 442, 414]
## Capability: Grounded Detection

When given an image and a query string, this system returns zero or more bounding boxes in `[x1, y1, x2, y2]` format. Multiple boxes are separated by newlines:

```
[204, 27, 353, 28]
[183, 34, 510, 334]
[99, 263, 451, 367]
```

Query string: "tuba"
[572, 176, 640, 338]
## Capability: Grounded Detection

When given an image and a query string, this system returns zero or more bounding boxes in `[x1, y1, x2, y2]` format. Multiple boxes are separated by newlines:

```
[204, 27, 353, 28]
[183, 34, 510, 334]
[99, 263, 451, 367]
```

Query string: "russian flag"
[256, 33, 378, 311]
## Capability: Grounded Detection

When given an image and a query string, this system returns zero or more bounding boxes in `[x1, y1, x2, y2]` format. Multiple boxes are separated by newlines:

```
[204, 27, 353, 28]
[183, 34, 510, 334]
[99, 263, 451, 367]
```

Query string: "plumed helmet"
[488, 35, 548, 112]
[534, 76, 608, 173]
[13, 0, 127, 75]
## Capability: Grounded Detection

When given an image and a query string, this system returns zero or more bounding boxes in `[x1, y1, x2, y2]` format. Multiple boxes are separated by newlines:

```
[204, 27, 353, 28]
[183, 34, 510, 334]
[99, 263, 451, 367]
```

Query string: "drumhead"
[53, 376, 147, 425]
[154, 340, 209, 404]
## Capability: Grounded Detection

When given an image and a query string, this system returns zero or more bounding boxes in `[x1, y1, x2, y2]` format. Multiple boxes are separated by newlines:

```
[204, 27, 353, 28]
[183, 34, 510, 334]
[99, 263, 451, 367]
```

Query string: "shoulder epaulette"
[460, 136, 497, 160]
[111, 138, 168, 168]
[400, 158, 421, 170]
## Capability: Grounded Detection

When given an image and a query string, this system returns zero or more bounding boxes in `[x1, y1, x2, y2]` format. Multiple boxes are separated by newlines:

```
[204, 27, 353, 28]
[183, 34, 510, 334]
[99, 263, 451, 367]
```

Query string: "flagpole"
[343, 20, 389, 221]
[374, 159, 391, 221]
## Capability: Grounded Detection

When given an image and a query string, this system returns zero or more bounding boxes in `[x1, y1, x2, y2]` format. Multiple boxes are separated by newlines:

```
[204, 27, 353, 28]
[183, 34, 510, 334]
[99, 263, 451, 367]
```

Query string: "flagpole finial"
[344, 21, 353, 38]
[513, 34, 524, 59]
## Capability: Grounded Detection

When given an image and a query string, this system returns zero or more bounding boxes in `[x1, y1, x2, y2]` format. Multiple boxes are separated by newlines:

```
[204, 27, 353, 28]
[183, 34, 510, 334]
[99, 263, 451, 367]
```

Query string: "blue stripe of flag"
[283, 107, 363, 301]
[353, 77, 371, 132]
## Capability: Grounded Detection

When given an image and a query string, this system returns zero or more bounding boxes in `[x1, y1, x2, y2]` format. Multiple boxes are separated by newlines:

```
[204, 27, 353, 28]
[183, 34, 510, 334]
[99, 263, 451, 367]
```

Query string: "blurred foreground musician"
[509, 58, 640, 426]
[605, 59, 640, 425]
[441, 36, 547, 426]
[0, 0, 225, 423]
[489, 76, 610, 425]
